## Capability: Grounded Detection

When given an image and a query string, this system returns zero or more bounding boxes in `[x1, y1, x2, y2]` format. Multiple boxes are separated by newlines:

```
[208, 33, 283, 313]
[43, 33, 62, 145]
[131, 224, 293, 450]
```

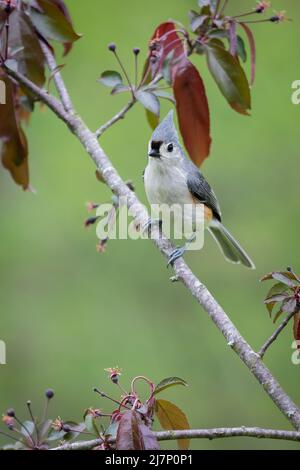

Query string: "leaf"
[173, 59, 211, 166]
[148, 22, 185, 79]
[155, 399, 190, 450]
[293, 311, 300, 349]
[153, 90, 175, 103]
[39, 419, 53, 440]
[8, 10, 45, 86]
[105, 420, 119, 439]
[116, 410, 159, 451]
[189, 12, 208, 33]
[240, 23, 256, 85]
[264, 282, 289, 317]
[282, 297, 297, 314]
[98, 71, 123, 88]
[154, 377, 188, 395]
[116, 410, 144, 450]
[237, 36, 247, 63]
[46, 0, 76, 55]
[62, 422, 85, 441]
[136, 90, 160, 116]
[0, 74, 29, 189]
[273, 308, 284, 323]
[29, 0, 81, 50]
[20, 420, 35, 438]
[205, 42, 251, 115]
[84, 413, 99, 436]
[111, 84, 130, 95]
[139, 422, 160, 450]
[264, 294, 289, 303]
[261, 270, 300, 284]
[145, 109, 159, 131]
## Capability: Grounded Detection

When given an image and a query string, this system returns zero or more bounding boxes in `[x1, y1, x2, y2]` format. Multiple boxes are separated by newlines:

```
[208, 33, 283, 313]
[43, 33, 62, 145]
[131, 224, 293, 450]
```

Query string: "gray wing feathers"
[185, 160, 222, 221]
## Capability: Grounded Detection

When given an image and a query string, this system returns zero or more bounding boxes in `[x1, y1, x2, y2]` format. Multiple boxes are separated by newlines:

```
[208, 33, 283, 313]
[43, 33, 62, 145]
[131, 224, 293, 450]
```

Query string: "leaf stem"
[258, 309, 299, 359]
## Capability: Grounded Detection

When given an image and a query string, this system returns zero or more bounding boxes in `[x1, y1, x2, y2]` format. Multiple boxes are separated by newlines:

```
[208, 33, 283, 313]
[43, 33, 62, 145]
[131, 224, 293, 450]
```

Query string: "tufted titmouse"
[143, 110, 255, 268]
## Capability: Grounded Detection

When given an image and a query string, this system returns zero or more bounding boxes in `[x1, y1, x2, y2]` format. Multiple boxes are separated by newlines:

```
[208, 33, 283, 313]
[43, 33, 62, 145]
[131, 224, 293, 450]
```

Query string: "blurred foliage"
[0, 0, 300, 450]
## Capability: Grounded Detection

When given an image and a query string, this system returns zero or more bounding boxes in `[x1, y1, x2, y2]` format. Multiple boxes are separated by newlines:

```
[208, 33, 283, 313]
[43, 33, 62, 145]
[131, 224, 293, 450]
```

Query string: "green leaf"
[273, 308, 284, 323]
[29, 0, 81, 45]
[145, 109, 159, 131]
[98, 71, 123, 88]
[205, 43, 251, 115]
[20, 421, 35, 438]
[136, 90, 160, 116]
[264, 282, 289, 317]
[237, 36, 247, 63]
[154, 377, 188, 396]
[105, 420, 119, 439]
[84, 414, 99, 436]
[189, 12, 208, 33]
[155, 399, 190, 450]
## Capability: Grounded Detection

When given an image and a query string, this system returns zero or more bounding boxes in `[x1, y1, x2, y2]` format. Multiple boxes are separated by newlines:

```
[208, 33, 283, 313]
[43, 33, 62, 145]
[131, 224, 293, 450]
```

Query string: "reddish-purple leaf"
[8, 9, 46, 87]
[240, 22, 256, 86]
[148, 22, 185, 79]
[0, 74, 29, 189]
[173, 59, 211, 166]
[115, 410, 158, 450]
[293, 312, 300, 350]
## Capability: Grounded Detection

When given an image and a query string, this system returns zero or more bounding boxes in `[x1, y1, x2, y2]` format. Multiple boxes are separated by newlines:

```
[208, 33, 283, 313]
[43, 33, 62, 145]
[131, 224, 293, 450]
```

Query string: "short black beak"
[148, 149, 161, 158]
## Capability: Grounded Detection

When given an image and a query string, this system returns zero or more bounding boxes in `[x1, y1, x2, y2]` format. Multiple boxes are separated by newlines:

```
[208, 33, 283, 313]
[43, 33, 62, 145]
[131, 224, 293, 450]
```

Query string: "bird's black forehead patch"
[151, 140, 163, 151]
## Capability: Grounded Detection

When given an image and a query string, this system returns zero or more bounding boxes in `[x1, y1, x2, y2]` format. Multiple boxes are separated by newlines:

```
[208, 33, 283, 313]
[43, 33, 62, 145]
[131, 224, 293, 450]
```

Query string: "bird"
[143, 110, 255, 269]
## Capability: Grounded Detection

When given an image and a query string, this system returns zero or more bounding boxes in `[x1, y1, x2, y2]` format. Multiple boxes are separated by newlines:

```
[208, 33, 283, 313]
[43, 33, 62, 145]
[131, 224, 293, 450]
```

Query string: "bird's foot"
[142, 218, 162, 237]
[167, 246, 186, 267]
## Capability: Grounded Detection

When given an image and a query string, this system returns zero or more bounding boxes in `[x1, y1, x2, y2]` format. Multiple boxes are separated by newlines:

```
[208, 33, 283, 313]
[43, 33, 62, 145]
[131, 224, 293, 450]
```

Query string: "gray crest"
[151, 110, 180, 144]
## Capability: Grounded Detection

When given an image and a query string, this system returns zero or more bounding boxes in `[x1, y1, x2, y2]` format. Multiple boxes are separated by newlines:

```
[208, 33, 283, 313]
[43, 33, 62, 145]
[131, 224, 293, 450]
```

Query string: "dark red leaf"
[173, 59, 211, 166]
[8, 10, 46, 86]
[116, 410, 159, 450]
[148, 22, 185, 79]
[240, 23, 256, 86]
[47, 0, 77, 55]
[29, 0, 81, 55]
[293, 312, 300, 349]
[0, 73, 29, 189]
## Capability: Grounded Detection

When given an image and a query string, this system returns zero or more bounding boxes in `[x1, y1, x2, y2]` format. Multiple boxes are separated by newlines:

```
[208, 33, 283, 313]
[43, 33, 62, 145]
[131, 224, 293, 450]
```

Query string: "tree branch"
[4, 56, 300, 432]
[258, 310, 298, 359]
[52, 426, 300, 450]
[40, 41, 74, 114]
[95, 100, 135, 138]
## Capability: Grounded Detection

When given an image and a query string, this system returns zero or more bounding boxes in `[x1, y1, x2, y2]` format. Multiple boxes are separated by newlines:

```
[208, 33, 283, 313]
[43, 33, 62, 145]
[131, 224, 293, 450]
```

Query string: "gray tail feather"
[208, 221, 255, 269]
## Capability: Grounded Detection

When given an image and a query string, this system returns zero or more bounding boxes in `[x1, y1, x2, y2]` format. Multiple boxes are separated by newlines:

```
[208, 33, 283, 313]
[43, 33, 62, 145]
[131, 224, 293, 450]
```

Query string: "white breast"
[144, 158, 193, 206]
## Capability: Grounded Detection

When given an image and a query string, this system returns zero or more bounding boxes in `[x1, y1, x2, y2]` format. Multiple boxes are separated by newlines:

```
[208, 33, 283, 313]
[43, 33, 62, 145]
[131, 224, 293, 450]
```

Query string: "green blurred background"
[0, 0, 300, 450]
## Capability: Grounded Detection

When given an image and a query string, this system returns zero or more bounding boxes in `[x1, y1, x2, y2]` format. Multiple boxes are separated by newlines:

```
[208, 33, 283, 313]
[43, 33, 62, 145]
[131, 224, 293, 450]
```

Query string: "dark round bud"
[111, 373, 119, 384]
[255, 7, 264, 13]
[108, 43, 116, 52]
[133, 47, 140, 56]
[45, 388, 54, 399]
[287, 266, 292, 272]
[6, 408, 15, 417]
[270, 15, 279, 22]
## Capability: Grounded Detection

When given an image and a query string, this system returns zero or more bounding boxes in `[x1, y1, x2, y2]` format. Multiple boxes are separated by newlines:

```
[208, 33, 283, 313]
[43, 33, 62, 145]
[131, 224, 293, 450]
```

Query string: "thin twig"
[40, 41, 74, 114]
[4, 58, 300, 432]
[258, 310, 298, 359]
[51, 426, 300, 450]
[95, 100, 135, 138]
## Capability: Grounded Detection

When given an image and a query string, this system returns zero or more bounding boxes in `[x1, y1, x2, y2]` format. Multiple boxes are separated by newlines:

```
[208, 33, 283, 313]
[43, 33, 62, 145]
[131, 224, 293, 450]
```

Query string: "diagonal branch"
[95, 100, 135, 138]
[52, 426, 300, 450]
[4, 58, 300, 432]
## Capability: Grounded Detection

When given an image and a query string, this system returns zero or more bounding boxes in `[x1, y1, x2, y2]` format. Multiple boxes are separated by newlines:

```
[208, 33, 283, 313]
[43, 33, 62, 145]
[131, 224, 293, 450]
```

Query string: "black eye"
[167, 143, 173, 152]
